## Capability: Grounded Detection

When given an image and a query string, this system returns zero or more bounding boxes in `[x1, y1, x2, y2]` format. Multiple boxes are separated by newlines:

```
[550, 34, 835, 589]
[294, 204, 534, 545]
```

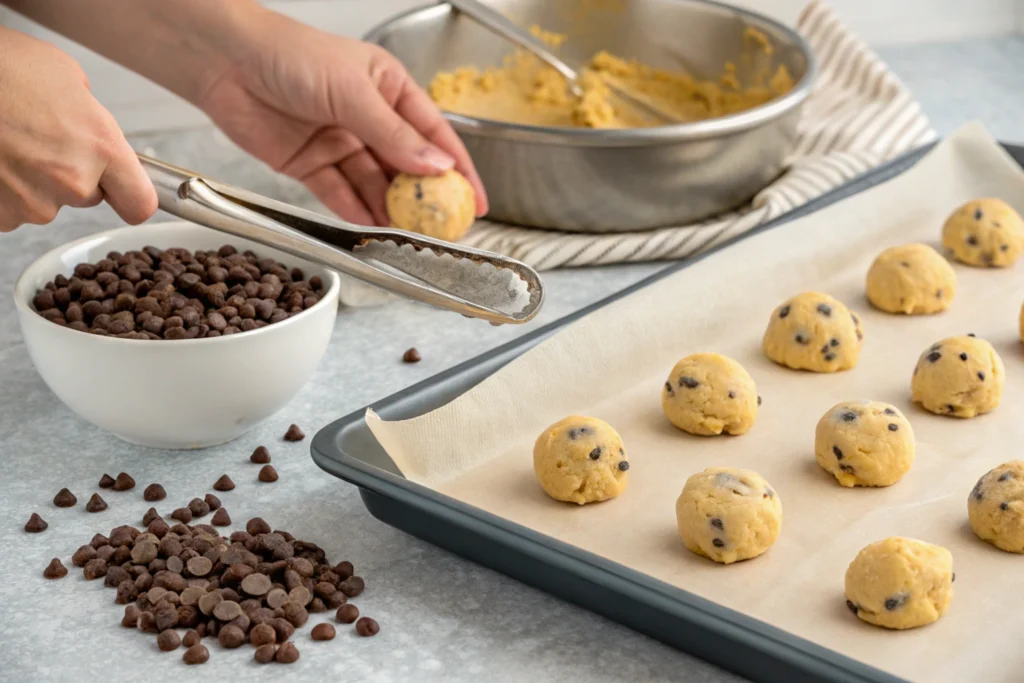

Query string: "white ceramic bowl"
[14, 221, 340, 449]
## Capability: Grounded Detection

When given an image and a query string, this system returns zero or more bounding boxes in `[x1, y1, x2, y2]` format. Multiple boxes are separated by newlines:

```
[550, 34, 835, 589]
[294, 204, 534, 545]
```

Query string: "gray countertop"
[2, 35, 1023, 682]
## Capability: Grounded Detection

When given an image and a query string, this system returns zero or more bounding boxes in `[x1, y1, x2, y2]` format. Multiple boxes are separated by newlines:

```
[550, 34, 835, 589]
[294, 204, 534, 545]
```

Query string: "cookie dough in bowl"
[385, 170, 476, 241]
[865, 243, 956, 315]
[533, 416, 629, 505]
[968, 460, 1024, 553]
[911, 335, 1004, 418]
[675, 467, 781, 564]
[762, 292, 863, 372]
[661, 353, 759, 436]
[942, 198, 1024, 267]
[814, 401, 915, 487]
[844, 537, 954, 630]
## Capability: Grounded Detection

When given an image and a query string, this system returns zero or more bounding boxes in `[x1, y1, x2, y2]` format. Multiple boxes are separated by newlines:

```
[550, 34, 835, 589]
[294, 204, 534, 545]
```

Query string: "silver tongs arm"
[139, 155, 543, 325]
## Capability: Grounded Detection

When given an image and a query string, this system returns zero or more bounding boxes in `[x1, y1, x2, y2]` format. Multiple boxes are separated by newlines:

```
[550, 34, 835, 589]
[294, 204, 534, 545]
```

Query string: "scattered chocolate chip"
[218, 624, 246, 649]
[276, 641, 300, 663]
[339, 576, 365, 598]
[98, 474, 116, 489]
[25, 512, 48, 533]
[72, 545, 96, 566]
[311, 623, 336, 641]
[211, 508, 231, 526]
[142, 507, 161, 526]
[254, 644, 278, 664]
[171, 508, 193, 524]
[43, 558, 68, 579]
[778, 305, 790, 319]
[204, 493, 221, 510]
[83, 558, 108, 580]
[846, 600, 859, 615]
[617, 461, 629, 472]
[213, 474, 235, 491]
[86, 493, 108, 512]
[157, 629, 181, 652]
[250, 446, 271, 464]
[258, 465, 279, 483]
[355, 617, 379, 637]
[284, 424, 305, 441]
[113, 472, 135, 491]
[679, 376, 699, 389]
[53, 488, 77, 507]
[927, 351, 941, 363]
[336, 604, 359, 624]
[143, 483, 166, 501]
[888, 423, 898, 432]
[182, 644, 209, 665]
[122, 604, 141, 628]
[402, 347, 422, 363]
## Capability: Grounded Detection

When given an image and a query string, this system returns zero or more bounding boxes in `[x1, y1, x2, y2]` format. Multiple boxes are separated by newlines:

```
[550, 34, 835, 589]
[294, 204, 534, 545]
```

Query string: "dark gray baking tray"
[311, 142, 1024, 683]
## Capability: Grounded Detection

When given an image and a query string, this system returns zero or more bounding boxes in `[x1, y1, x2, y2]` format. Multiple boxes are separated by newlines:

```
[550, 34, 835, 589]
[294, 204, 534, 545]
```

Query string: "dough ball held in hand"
[865, 243, 956, 315]
[844, 537, 953, 630]
[762, 292, 863, 372]
[661, 353, 759, 436]
[675, 467, 781, 564]
[533, 416, 629, 505]
[911, 335, 1003, 418]
[968, 460, 1024, 553]
[814, 401, 914, 487]
[385, 169, 476, 241]
[942, 198, 1024, 267]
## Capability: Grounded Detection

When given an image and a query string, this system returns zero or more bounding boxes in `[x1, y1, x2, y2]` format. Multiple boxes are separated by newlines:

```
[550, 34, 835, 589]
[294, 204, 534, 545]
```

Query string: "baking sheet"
[365, 123, 1024, 683]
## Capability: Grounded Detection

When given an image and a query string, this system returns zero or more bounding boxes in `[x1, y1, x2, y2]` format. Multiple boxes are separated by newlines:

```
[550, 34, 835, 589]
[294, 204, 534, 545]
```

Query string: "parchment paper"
[367, 123, 1024, 683]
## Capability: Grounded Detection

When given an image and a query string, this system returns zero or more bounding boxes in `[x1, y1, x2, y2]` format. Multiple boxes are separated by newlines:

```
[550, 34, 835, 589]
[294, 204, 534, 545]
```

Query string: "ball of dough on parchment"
[814, 401, 915, 487]
[661, 353, 759, 436]
[675, 467, 781, 564]
[533, 416, 629, 505]
[968, 460, 1024, 553]
[844, 537, 954, 630]
[865, 243, 956, 315]
[762, 292, 863, 372]
[385, 169, 476, 241]
[942, 198, 1024, 267]
[911, 335, 1004, 418]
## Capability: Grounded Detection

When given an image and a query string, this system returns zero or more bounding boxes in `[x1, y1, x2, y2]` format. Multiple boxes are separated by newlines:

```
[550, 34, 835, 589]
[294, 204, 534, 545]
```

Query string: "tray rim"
[310, 140, 1024, 683]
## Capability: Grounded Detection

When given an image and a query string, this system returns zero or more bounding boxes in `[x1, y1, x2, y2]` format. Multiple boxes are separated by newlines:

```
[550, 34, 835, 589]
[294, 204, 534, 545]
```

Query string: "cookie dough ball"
[675, 467, 781, 564]
[762, 292, 863, 372]
[865, 244, 956, 315]
[533, 416, 629, 505]
[661, 353, 759, 436]
[814, 401, 915, 487]
[386, 169, 476, 241]
[844, 537, 953, 630]
[968, 460, 1024, 553]
[911, 335, 1004, 418]
[942, 198, 1024, 267]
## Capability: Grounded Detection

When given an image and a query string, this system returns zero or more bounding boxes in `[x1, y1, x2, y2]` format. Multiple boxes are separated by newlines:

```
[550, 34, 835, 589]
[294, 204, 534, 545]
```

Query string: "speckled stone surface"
[1, 38, 1021, 682]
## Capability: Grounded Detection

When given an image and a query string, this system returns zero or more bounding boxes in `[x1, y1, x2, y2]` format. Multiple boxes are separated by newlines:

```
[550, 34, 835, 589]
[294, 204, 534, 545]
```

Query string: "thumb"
[336, 82, 454, 176]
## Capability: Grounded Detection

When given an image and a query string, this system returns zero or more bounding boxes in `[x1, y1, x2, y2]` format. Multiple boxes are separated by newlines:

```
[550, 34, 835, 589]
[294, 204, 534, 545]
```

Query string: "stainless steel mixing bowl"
[366, 0, 816, 233]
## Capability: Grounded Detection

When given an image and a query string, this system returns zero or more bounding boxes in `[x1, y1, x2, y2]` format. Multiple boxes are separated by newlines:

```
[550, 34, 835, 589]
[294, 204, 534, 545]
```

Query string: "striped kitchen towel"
[457, 0, 936, 269]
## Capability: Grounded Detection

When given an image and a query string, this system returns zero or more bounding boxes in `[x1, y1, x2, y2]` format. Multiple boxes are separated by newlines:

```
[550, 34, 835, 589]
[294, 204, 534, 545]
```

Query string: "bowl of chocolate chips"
[14, 221, 340, 449]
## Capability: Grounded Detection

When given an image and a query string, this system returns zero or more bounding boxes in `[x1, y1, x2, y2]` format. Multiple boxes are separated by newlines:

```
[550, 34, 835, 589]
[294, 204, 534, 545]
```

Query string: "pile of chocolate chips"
[52, 515, 378, 665]
[31, 245, 326, 339]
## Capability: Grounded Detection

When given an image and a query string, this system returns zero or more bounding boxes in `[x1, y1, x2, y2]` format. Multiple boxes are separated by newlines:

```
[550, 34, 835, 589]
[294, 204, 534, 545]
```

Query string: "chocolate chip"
[927, 351, 941, 363]
[966, 235, 978, 246]
[711, 538, 724, 548]
[143, 483, 166, 501]
[142, 507, 161, 526]
[83, 559, 108, 580]
[213, 474, 235, 491]
[820, 344, 829, 354]
[589, 447, 601, 460]
[936, 289, 943, 298]
[213, 600, 244, 622]
[567, 427, 590, 440]
[1001, 502, 1009, 511]
[98, 474, 115, 489]
[355, 617, 380, 637]
[258, 465, 279, 483]
[983, 251, 995, 264]
[999, 472, 1014, 482]
[840, 412, 856, 422]
[187, 556, 213, 577]
[948, 404, 957, 414]
[832, 446, 844, 460]
[888, 423, 898, 432]
[241, 573, 273, 596]
[122, 604, 141, 628]
[250, 446, 271, 464]
[53, 488, 77, 507]
[978, 371, 985, 381]
[157, 629, 181, 652]
[839, 464, 855, 473]
[86, 493, 108, 512]
[171, 508, 193, 524]
[679, 376, 699, 389]
[43, 558, 68, 579]
[884, 594, 907, 611]
[218, 624, 245, 649]
[1001, 244, 1009, 252]
[710, 518, 724, 530]
[727, 391, 735, 399]
[974, 208, 983, 220]
[25, 512, 48, 532]
[72, 545, 96, 566]
[188, 498, 211, 518]
[883, 408, 896, 415]
[757, 395, 762, 406]
[336, 604, 359, 624]
[778, 305, 790, 319]
[90, 533, 109, 548]
[846, 600, 859, 615]
[339, 576, 365, 597]
[824, 353, 836, 361]
[794, 333, 808, 345]
[276, 641, 300, 663]
[283, 424, 305, 441]
[402, 347, 421, 363]
[111, 472, 135, 491]
[664, 381, 674, 396]
[311, 623, 336, 641]
[182, 644, 209, 665]
[254, 644, 278, 664]
[203, 493, 221, 511]
[617, 461, 630, 472]
[968, 332, 976, 337]
[211, 508, 231, 526]
[816, 303, 832, 316]
[247, 517, 272, 535]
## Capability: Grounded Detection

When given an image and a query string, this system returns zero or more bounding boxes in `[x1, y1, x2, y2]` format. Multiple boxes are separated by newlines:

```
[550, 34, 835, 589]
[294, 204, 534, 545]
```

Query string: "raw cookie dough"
[942, 198, 1024, 267]
[814, 401, 915, 487]
[675, 467, 781, 564]
[429, 26, 794, 129]
[911, 335, 1004, 418]
[661, 353, 759, 436]
[533, 416, 629, 505]
[844, 537, 954, 630]
[865, 243, 956, 315]
[968, 460, 1024, 553]
[762, 292, 863, 372]
[385, 170, 476, 241]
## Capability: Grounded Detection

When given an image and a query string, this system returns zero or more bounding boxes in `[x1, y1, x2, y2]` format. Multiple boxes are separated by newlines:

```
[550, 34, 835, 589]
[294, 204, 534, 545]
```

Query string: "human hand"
[0, 27, 157, 232]
[196, 14, 488, 227]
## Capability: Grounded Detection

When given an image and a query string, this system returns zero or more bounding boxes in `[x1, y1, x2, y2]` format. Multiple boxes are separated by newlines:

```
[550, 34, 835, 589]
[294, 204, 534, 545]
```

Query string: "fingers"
[98, 132, 158, 225]
[301, 164, 376, 226]
[393, 83, 489, 217]
[338, 149, 391, 226]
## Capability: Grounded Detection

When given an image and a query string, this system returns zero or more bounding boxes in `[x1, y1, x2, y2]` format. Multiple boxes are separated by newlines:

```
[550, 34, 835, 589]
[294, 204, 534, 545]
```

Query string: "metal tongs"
[139, 155, 543, 325]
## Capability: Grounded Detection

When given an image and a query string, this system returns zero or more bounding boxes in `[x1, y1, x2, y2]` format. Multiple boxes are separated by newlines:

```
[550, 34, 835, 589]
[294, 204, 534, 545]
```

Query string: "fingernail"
[417, 146, 455, 172]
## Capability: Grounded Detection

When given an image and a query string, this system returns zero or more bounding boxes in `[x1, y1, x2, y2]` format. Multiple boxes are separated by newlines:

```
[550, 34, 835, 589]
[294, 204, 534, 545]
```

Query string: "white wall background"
[1, 0, 1021, 134]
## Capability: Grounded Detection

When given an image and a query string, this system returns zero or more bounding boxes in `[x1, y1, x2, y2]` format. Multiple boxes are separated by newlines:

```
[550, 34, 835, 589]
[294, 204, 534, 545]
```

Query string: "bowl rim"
[13, 220, 341, 346]
[364, 0, 818, 147]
